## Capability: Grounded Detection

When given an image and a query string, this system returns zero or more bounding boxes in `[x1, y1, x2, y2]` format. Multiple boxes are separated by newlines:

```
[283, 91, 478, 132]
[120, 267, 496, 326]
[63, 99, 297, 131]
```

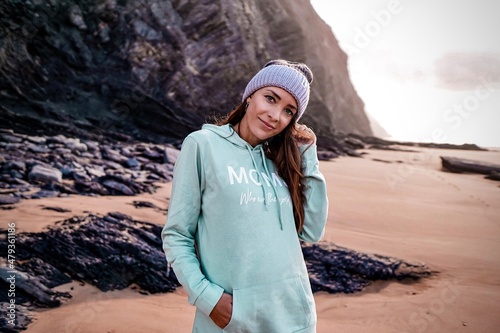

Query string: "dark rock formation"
[303, 242, 432, 294]
[0, 263, 72, 332]
[0, 212, 431, 331]
[0, 195, 20, 205]
[349, 134, 487, 151]
[315, 132, 487, 160]
[9, 213, 179, 294]
[0, 303, 32, 333]
[0, 266, 70, 307]
[0, 129, 177, 203]
[0, 0, 371, 145]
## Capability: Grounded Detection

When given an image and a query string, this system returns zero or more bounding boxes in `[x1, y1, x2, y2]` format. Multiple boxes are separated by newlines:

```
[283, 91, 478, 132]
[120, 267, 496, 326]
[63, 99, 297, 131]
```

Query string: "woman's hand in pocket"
[209, 292, 233, 328]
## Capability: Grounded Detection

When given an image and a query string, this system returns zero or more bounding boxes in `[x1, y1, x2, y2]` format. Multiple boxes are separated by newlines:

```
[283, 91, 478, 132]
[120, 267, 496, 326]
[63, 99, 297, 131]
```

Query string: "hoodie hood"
[201, 123, 257, 149]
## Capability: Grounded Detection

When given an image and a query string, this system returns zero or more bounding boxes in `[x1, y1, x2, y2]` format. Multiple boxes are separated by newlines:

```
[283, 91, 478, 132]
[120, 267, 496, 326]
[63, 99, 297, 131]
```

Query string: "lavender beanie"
[242, 59, 313, 120]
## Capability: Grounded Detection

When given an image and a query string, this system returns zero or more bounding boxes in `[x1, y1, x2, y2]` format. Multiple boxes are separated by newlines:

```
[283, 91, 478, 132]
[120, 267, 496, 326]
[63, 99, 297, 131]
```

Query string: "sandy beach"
[7, 146, 500, 333]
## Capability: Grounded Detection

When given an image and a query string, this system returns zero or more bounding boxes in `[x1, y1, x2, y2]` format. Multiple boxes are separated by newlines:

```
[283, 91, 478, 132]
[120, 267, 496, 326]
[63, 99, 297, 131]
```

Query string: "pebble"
[0, 194, 21, 205]
[28, 164, 63, 183]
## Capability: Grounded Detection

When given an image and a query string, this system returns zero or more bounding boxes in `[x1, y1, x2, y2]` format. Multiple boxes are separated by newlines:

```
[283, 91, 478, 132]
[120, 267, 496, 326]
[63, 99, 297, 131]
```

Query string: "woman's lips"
[259, 118, 275, 130]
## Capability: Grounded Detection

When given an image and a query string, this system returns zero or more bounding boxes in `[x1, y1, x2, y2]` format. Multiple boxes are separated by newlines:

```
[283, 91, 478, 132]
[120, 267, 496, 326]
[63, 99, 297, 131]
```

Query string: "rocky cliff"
[0, 0, 372, 143]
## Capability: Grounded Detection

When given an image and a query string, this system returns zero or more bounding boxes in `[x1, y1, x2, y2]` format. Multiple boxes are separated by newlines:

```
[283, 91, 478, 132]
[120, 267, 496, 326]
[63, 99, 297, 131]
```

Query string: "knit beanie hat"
[242, 59, 313, 120]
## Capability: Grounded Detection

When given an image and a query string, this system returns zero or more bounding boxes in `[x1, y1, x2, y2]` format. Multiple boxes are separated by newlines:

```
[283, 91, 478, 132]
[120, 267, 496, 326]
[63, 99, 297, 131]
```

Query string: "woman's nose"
[267, 106, 279, 121]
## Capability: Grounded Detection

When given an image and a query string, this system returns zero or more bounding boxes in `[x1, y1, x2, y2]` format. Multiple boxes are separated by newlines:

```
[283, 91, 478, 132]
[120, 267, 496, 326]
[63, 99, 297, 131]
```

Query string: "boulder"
[83, 140, 99, 152]
[65, 138, 88, 152]
[0, 134, 23, 143]
[27, 144, 50, 154]
[101, 147, 128, 164]
[101, 180, 134, 196]
[163, 146, 180, 165]
[0, 195, 20, 205]
[26, 136, 47, 144]
[3, 161, 26, 171]
[28, 165, 62, 184]
[46, 135, 67, 145]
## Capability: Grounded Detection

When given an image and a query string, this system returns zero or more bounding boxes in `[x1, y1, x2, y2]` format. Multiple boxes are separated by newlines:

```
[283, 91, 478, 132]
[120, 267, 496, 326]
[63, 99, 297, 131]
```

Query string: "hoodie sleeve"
[161, 136, 224, 317]
[298, 144, 329, 242]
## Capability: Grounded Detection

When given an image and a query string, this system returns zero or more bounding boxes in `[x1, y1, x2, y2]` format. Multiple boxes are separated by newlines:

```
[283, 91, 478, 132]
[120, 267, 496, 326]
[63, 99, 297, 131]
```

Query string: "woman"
[162, 59, 328, 332]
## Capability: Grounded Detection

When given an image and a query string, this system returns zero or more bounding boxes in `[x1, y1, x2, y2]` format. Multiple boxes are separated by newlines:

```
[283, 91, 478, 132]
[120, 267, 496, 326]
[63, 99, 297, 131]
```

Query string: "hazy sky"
[311, 0, 500, 147]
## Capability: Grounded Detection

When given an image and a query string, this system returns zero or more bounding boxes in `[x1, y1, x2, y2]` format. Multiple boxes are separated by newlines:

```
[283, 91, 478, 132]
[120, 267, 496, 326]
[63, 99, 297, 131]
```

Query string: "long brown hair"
[216, 102, 314, 232]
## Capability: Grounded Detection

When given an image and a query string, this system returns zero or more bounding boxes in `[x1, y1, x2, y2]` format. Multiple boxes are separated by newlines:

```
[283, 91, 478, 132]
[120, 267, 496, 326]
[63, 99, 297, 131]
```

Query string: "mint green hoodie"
[162, 124, 328, 333]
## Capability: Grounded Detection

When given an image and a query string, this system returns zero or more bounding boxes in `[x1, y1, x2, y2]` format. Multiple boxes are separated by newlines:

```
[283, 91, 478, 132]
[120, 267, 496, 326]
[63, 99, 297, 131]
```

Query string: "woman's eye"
[266, 95, 275, 103]
[285, 108, 294, 116]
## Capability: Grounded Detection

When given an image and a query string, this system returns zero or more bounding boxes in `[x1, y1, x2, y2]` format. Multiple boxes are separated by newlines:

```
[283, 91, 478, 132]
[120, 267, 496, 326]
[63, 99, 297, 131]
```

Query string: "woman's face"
[238, 86, 297, 146]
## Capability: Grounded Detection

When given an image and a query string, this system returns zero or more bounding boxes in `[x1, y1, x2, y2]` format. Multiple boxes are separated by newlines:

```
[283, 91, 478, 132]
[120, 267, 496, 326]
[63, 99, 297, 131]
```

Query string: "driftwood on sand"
[441, 156, 500, 181]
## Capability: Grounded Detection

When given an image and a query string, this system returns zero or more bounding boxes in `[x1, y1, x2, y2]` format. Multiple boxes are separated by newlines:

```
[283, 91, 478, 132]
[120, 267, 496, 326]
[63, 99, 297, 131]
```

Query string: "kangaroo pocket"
[223, 275, 314, 333]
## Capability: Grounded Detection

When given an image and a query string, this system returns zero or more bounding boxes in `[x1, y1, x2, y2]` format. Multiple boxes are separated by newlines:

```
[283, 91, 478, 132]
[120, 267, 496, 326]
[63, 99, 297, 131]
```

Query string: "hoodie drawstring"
[245, 145, 268, 208]
[258, 145, 284, 230]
